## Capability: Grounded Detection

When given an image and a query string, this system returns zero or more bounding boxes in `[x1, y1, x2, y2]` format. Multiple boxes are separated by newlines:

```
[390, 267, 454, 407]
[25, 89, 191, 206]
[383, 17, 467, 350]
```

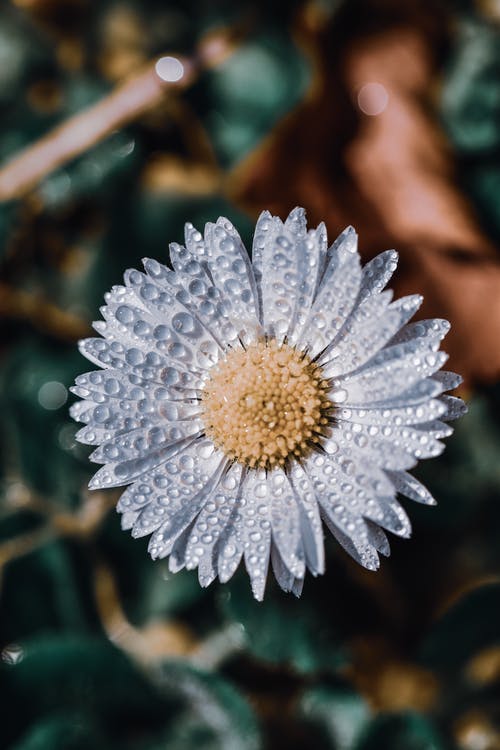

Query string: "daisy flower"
[71, 208, 466, 600]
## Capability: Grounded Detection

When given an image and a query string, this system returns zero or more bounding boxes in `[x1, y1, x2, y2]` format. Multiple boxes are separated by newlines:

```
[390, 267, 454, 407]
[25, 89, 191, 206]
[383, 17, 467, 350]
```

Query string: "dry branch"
[0, 29, 237, 201]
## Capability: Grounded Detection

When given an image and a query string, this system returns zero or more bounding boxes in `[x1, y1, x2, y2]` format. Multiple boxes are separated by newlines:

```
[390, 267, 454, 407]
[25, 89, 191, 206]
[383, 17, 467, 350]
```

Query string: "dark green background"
[1, 1, 500, 748]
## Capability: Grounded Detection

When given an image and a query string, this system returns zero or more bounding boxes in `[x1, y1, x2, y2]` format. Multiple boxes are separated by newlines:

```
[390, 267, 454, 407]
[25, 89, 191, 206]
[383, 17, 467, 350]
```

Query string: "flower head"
[71, 208, 466, 600]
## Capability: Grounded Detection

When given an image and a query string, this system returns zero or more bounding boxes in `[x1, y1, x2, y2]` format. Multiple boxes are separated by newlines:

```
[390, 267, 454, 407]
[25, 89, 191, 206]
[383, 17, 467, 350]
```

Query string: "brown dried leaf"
[230, 7, 500, 384]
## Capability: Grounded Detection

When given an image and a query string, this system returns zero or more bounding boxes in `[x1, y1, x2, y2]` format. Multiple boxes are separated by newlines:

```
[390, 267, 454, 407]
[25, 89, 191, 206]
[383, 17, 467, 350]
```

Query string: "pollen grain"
[200, 340, 332, 469]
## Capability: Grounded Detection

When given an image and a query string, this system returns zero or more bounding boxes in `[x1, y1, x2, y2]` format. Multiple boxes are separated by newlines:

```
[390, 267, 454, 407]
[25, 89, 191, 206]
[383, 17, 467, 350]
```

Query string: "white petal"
[311, 221, 329, 283]
[117, 478, 158, 514]
[289, 463, 325, 576]
[309, 442, 395, 500]
[323, 302, 405, 377]
[268, 469, 305, 579]
[340, 333, 441, 375]
[124, 272, 224, 366]
[357, 378, 445, 409]
[291, 576, 305, 597]
[363, 497, 412, 538]
[144, 449, 227, 555]
[78, 339, 205, 398]
[151, 250, 241, 350]
[414, 420, 453, 438]
[89, 436, 198, 489]
[338, 350, 448, 405]
[240, 470, 272, 601]
[432, 371, 463, 391]
[365, 521, 391, 556]
[78, 337, 126, 369]
[357, 249, 399, 298]
[300, 227, 361, 357]
[386, 470, 436, 506]
[284, 205, 307, 236]
[317, 225, 358, 290]
[439, 394, 468, 421]
[252, 210, 273, 321]
[215, 468, 274, 595]
[258, 207, 323, 345]
[184, 463, 244, 588]
[72, 370, 203, 414]
[323, 428, 416, 471]
[305, 451, 381, 560]
[90, 421, 202, 467]
[305, 450, 387, 524]
[321, 509, 380, 571]
[168, 242, 202, 276]
[334, 420, 444, 461]
[314, 245, 398, 366]
[290, 231, 327, 343]
[290, 230, 328, 343]
[116, 440, 222, 517]
[96, 299, 217, 373]
[75, 425, 116, 446]
[204, 217, 260, 336]
[73, 401, 162, 439]
[334, 399, 447, 427]
[102, 283, 145, 310]
[217, 524, 244, 584]
[89, 428, 211, 490]
[69, 399, 92, 423]
[168, 523, 194, 572]
[319, 289, 393, 369]
[271, 544, 301, 594]
[70, 376, 141, 404]
[120, 511, 138, 531]
[388, 294, 426, 326]
[184, 222, 206, 257]
[390, 318, 450, 346]
[142, 257, 177, 287]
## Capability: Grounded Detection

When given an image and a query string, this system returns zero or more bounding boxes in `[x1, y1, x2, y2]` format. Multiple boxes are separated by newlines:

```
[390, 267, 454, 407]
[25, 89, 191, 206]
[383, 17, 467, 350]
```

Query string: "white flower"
[71, 208, 466, 600]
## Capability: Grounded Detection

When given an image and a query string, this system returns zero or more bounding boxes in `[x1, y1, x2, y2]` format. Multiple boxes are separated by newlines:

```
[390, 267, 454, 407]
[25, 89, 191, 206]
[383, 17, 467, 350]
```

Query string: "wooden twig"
[94, 562, 195, 664]
[0, 282, 92, 340]
[0, 29, 238, 202]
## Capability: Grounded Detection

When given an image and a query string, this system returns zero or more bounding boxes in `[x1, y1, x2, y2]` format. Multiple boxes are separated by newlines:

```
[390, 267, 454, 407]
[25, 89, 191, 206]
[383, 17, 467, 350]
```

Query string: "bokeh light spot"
[38, 380, 68, 410]
[58, 423, 77, 451]
[357, 82, 389, 116]
[155, 56, 184, 82]
[1, 644, 24, 665]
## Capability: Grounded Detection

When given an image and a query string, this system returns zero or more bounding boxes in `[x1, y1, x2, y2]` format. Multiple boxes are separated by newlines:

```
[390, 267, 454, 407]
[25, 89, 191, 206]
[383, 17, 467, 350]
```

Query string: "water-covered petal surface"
[72, 207, 466, 599]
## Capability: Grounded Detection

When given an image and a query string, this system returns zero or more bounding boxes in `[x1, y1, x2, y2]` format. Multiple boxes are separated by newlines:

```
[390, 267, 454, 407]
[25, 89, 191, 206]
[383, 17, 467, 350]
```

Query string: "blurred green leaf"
[1, 637, 262, 750]
[420, 582, 500, 675]
[10, 714, 106, 750]
[221, 575, 346, 673]
[0, 9, 52, 105]
[442, 19, 500, 153]
[155, 660, 261, 750]
[299, 683, 371, 750]
[0, 340, 88, 504]
[0, 537, 101, 645]
[354, 712, 445, 750]
[415, 396, 500, 525]
[38, 131, 139, 211]
[96, 511, 208, 627]
[204, 33, 309, 165]
[0, 635, 178, 749]
[441, 16, 500, 240]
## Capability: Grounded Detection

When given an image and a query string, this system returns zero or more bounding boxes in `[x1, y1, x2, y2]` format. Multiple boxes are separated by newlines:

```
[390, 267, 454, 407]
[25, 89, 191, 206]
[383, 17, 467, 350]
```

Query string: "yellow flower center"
[201, 340, 333, 469]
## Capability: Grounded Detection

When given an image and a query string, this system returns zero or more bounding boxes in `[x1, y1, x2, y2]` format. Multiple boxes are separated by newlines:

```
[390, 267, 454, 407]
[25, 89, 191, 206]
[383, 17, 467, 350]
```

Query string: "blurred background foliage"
[1, 0, 500, 748]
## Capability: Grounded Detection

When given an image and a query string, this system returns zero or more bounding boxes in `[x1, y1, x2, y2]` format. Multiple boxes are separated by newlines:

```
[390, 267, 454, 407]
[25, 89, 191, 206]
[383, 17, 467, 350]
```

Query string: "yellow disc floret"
[201, 339, 333, 469]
